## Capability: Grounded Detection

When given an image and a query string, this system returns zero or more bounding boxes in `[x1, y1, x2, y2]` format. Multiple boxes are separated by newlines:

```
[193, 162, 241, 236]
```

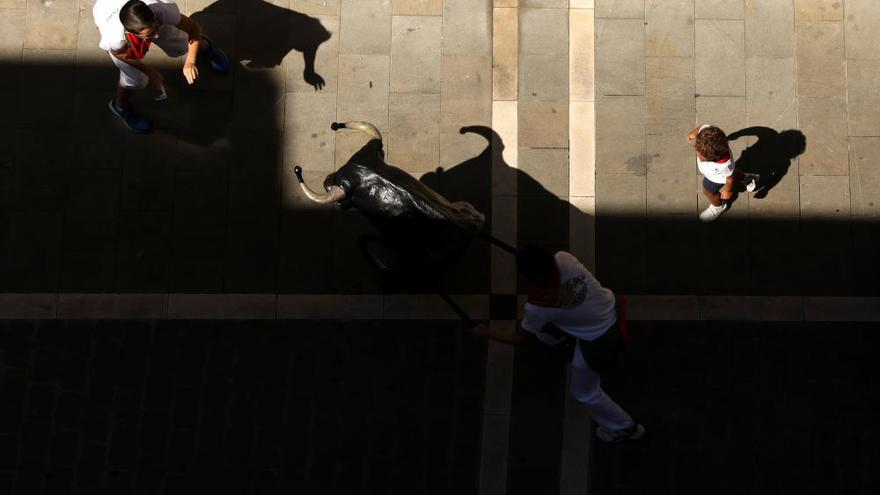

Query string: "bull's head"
[294, 121, 383, 205]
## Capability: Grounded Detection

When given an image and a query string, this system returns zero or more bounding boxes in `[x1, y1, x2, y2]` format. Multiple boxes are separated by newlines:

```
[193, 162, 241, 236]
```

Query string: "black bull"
[294, 121, 514, 324]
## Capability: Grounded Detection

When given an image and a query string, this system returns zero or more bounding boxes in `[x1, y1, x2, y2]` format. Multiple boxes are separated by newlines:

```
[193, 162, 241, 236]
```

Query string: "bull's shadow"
[728, 127, 806, 199]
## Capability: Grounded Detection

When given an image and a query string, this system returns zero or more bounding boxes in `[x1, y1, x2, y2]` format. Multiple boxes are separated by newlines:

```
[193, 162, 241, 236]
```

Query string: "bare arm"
[687, 124, 704, 143]
[175, 14, 203, 84]
[472, 323, 529, 345]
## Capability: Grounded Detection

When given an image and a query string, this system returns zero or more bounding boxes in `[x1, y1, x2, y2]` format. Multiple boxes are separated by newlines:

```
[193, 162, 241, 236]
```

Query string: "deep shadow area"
[0, 319, 486, 494]
[728, 127, 807, 199]
[591, 321, 880, 494]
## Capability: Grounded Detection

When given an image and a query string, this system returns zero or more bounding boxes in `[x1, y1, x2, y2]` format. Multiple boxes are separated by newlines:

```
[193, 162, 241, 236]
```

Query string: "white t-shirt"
[93, 0, 182, 52]
[695, 124, 735, 184]
[521, 252, 617, 343]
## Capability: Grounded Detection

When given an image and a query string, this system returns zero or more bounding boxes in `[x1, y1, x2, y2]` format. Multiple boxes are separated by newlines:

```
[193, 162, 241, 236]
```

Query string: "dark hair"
[120, 0, 157, 33]
[516, 245, 556, 285]
[695, 126, 729, 161]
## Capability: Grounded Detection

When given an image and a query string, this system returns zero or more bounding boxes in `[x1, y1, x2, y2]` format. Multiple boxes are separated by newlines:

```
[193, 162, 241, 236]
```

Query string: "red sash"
[125, 32, 152, 60]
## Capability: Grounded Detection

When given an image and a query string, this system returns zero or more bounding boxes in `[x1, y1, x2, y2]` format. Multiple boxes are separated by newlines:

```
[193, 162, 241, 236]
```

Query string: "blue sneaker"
[108, 99, 151, 134]
[201, 35, 230, 74]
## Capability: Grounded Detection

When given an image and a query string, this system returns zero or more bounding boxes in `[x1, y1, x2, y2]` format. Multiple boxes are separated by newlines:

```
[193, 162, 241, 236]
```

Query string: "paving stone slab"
[745, 57, 796, 130]
[747, 160, 800, 217]
[646, 56, 695, 136]
[337, 54, 391, 130]
[442, 0, 492, 56]
[595, 18, 644, 96]
[517, 148, 570, 198]
[493, 6, 518, 101]
[23, 0, 79, 50]
[595, 0, 644, 18]
[646, 0, 695, 58]
[794, 0, 844, 21]
[797, 96, 848, 176]
[696, 0, 744, 19]
[795, 20, 845, 97]
[744, 0, 794, 58]
[387, 92, 441, 172]
[292, 0, 341, 15]
[284, 14, 339, 93]
[846, 59, 880, 136]
[340, 0, 392, 55]
[440, 55, 492, 132]
[518, 100, 569, 149]
[283, 91, 338, 172]
[844, 0, 880, 60]
[390, 15, 442, 94]
[799, 175, 850, 219]
[647, 136, 698, 215]
[519, 53, 569, 101]
[850, 137, 880, 219]
[695, 20, 745, 96]
[595, 96, 646, 175]
[392, 0, 442, 15]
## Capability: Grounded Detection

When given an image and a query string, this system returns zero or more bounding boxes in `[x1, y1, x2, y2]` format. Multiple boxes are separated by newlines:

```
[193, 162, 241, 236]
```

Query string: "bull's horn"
[293, 165, 346, 204]
[330, 121, 383, 142]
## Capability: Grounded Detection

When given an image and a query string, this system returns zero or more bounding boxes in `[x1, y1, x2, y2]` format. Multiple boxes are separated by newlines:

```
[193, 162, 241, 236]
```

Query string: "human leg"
[569, 343, 635, 431]
[108, 55, 151, 133]
[699, 178, 728, 222]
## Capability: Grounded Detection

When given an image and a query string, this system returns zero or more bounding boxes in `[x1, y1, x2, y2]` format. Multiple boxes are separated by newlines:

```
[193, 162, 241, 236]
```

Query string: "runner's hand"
[183, 61, 198, 85]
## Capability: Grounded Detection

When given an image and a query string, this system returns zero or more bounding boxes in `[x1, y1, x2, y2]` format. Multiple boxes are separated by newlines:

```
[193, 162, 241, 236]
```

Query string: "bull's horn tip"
[294, 165, 302, 174]
[330, 122, 342, 131]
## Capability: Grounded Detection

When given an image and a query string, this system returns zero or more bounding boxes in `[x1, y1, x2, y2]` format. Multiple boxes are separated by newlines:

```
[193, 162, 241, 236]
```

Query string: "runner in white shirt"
[93, 0, 229, 133]
[688, 124, 756, 222]
[474, 246, 646, 443]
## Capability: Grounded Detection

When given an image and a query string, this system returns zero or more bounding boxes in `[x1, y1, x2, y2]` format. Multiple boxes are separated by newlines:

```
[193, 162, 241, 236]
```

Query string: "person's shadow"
[192, 0, 331, 89]
[728, 127, 806, 199]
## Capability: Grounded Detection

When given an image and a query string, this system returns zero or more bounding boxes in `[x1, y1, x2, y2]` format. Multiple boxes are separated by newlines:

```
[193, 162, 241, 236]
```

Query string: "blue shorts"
[702, 177, 725, 194]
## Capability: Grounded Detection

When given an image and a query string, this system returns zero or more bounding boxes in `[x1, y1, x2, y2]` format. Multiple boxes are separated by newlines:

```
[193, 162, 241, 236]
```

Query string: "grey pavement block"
[73, 130, 125, 170]
[284, 14, 339, 93]
[797, 96, 848, 176]
[695, 96, 748, 157]
[794, 0, 844, 21]
[292, 0, 341, 15]
[518, 100, 568, 149]
[442, 0, 491, 56]
[646, 56, 695, 136]
[284, 91, 338, 171]
[167, 294, 277, 319]
[846, 59, 880, 136]
[440, 55, 492, 132]
[796, 21, 845, 97]
[58, 294, 167, 319]
[0, 294, 57, 318]
[595, 19, 645, 96]
[230, 75, 285, 132]
[337, 54, 391, 130]
[646, 0, 695, 57]
[744, 0, 794, 58]
[745, 57, 796, 129]
[517, 148, 570, 198]
[276, 294, 383, 318]
[228, 131, 281, 213]
[519, 53, 569, 101]
[595, 96, 646, 175]
[23, 0, 79, 49]
[521, 0, 567, 7]
[748, 160, 800, 217]
[17, 84, 73, 129]
[479, 414, 511, 495]
[340, 0, 391, 54]
[392, 0, 442, 15]
[518, 195, 570, 250]
[0, 0, 25, 8]
[625, 295, 701, 319]
[596, 174, 646, 215]
[223, 212, 279, 292]
[0, 9, 25, 60]
[390, 15, 441, 94]
[483, 336, 515, 415]
[804, 297, 880, 321]
[383, 294, 489, 319]
[695, 20, 745, 96]
[799, 175, 850, 219]
[595, 0, 644, 18]
[116, 211, 170, 291]
[845, 0, 880, 60]
[173, 170, 227, 214]
[696, 0, 743, 19]
[700, 295, 804, 320]
[850, 137, 880, 218]
[387, 92, 441, 172]
[646, 136, 697, 215]
[520, 8, 568, 56]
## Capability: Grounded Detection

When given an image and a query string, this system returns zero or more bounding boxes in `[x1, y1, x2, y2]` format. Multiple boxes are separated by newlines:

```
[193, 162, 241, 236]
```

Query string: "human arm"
[471, 323, 529, 345]
[720, 174, 736, 200]
[175, 14, 203, 84]
[687, 125, 704, 143]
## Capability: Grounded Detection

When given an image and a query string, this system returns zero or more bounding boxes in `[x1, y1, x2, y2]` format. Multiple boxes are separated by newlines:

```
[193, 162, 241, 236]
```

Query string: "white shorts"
[111, 24, 190, 90]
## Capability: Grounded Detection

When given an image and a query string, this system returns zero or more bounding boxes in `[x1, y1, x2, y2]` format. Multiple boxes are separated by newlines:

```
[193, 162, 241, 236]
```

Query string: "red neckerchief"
[125, 32, 152, 60]
[526, 266, 562, 308]
[714, 154, 730, 163]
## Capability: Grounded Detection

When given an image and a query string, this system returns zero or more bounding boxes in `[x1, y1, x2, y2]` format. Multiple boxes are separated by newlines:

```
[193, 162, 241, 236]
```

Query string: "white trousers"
[569, 341, 635, 431]
[110, 24, 190, 90]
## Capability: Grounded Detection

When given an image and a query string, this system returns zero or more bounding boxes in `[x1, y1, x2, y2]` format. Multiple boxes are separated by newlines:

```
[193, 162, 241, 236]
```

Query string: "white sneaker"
[597, 423, 646, 443]
[699, 203, 728, 223]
